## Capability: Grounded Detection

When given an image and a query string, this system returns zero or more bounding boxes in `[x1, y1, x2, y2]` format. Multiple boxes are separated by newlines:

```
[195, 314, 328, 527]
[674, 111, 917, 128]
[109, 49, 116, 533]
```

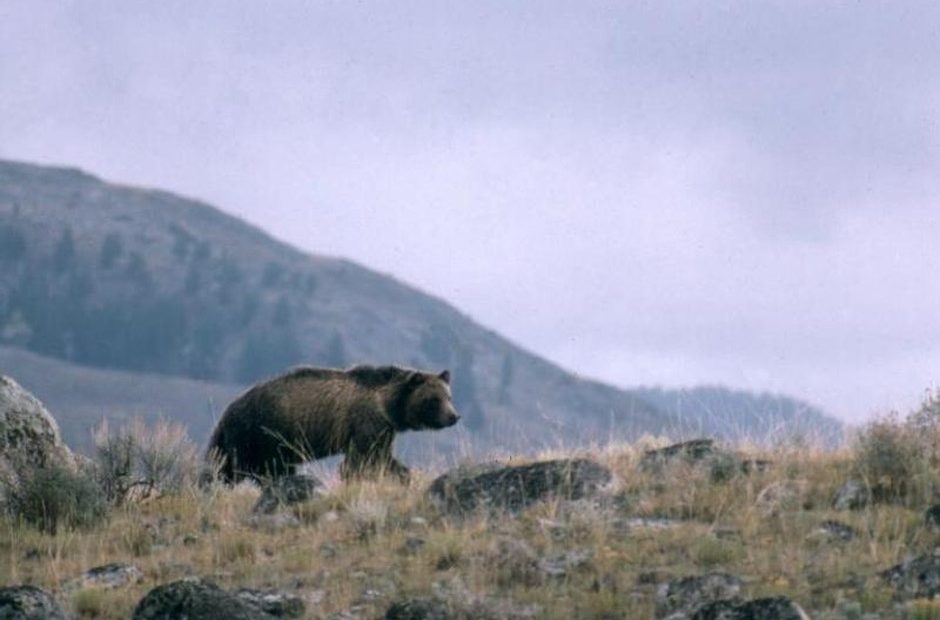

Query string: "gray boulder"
[881, 548, 940, 599]
[384, 597, 537, 620]
[0, 585, 69, 620]
[65, 562, 143, 591]
[0, 375, 75, 492]
[691, 596, 810, 619]
[132, 578, 283, 619]
[655, 572, 743, 619]
[235, 588, 306, 618]
[427, 458, 612, 516]
[252, 473, 324, 514]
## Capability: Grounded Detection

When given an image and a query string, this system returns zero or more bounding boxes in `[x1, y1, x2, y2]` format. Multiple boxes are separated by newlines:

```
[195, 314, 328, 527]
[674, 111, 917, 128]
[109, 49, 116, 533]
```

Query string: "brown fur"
[207, 365, 460, 483]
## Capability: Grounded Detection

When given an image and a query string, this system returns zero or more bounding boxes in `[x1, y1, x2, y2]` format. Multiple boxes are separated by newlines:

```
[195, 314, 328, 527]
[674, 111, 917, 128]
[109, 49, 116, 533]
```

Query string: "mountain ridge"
[0, 158, 841, 456]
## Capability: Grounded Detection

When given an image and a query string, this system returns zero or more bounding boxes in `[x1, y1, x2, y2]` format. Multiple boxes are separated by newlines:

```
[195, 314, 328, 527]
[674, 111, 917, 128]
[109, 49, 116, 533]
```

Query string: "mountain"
[0, 159, 841, 458]
[634, 386, 845, 447]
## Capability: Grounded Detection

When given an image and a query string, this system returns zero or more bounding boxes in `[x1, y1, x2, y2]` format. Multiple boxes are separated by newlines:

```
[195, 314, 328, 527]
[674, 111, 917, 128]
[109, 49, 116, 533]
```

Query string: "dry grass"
[1, 437, 939, 619]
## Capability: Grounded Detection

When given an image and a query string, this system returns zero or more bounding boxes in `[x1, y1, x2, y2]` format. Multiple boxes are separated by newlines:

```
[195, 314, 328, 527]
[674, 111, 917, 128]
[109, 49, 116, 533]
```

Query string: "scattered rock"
[881, 548, 940, 599]
[66, 562, 143, 591]
[811, 520, 858, 542]
[0, 585, 69, 620]
[252, 473, 324, 514]
[0, 375, 76, 495]
[640, 439, 762, 482]
[641, 439, 719, 471]
[655, 572, 743, 619]
[691, 596, 810, 619]
[384, 597, 538, 620]
[832, 479, 870, 511]
[132, 577, 280, 619]
[427, 458, 612, 516]
[235, 588, 306, 618]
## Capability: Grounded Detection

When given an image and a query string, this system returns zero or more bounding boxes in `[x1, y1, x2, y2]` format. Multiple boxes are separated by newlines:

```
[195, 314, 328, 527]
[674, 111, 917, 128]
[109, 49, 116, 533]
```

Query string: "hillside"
[0, 159, 840, 455]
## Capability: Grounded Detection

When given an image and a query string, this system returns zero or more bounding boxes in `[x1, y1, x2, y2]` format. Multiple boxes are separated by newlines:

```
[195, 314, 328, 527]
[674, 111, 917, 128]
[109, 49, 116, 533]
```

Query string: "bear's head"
[400, 370, 461, 430]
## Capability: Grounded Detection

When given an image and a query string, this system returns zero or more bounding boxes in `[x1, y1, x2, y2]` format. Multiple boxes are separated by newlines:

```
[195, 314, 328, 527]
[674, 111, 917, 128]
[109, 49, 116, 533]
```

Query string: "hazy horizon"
[3, 2, 939, 422]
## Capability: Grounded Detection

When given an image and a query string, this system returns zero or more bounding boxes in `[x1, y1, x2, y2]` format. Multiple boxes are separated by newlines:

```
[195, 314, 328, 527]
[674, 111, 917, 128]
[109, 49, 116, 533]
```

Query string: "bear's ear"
[438, 370, 451, 384]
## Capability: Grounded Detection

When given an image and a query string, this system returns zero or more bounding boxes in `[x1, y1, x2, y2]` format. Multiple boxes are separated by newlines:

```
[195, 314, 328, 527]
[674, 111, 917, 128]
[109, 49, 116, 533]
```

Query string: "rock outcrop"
[132, 578, 301, 620]
[0, 375, 75, 494]
[0, 585, 69, 620]
[427, 458, 613, 516]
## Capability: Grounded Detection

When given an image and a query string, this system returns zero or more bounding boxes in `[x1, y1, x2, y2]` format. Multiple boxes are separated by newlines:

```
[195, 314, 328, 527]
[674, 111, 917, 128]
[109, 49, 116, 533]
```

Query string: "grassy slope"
[1, 441, 930, 619]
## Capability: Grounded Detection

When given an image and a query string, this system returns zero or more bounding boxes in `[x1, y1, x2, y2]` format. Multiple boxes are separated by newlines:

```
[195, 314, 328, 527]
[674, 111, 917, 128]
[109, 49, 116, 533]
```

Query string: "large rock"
[132, 578, 285, 619]
[691, 597, 810, 620]
[655, 572, 743, 619]
[427, 458, 613, 516]
[0, 375, 75, 490]
[384, 597, 537, 620]
[0, 585, 69, 620]
[881, 548, 940, 599]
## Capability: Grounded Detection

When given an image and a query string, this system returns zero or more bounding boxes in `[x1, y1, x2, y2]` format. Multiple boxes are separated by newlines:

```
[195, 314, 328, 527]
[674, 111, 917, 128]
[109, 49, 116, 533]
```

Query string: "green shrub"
[6, 464, 108, 534]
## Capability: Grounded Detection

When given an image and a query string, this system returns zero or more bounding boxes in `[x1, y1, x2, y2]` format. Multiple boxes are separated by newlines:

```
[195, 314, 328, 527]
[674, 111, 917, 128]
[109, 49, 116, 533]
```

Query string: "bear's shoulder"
[346, 365, 413, 388]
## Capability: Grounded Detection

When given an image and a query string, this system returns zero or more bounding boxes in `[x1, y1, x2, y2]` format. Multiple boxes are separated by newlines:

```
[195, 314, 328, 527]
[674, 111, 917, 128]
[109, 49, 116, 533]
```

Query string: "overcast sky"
[2, 1, 939, 422]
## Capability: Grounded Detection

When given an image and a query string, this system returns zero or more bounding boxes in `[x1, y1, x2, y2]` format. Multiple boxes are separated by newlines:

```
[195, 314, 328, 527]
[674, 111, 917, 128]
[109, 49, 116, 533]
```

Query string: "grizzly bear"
[207, 365, 461, 483]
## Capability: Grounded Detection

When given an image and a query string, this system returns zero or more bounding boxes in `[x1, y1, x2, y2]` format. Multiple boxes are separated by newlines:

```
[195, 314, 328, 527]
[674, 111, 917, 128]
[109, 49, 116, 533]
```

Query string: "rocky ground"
[3, 435, 940, 619]
[3, 374, 940, 619]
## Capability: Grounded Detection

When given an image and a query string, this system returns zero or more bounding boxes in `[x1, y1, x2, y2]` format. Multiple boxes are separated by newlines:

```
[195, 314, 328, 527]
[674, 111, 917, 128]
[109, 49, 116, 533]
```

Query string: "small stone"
[235, 588, 306, 618]
[252, 474, 324, 514]
[925, 504, 940, 528]
[812, 520, 858, 542]
[833, 479, 871, 510]
[655, 572, 743, 619]
[66, 563, 143, 591]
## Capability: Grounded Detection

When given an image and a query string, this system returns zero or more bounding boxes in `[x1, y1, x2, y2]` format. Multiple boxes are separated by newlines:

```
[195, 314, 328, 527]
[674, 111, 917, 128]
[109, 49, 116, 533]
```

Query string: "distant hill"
[0, 345, 240, 454]
[0, 159, 842, 456]
[634, 386, 845, 447]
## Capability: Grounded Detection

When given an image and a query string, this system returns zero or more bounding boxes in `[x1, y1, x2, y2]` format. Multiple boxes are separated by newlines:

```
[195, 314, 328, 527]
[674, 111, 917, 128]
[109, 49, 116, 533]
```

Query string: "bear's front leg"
[340, 430, 409, 483]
